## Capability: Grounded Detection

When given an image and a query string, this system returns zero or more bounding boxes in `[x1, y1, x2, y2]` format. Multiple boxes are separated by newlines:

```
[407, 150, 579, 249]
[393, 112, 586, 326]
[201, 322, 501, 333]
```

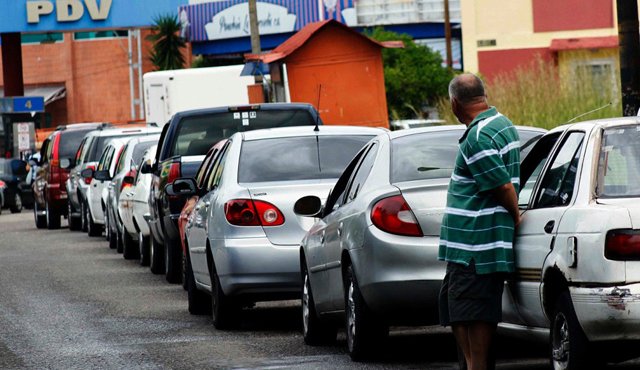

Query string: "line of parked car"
[27, 105, 640, 368]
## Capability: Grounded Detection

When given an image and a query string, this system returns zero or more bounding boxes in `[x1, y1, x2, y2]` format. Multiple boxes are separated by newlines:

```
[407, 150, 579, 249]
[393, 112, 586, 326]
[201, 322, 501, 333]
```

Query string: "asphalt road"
[0, 211, 638, 370]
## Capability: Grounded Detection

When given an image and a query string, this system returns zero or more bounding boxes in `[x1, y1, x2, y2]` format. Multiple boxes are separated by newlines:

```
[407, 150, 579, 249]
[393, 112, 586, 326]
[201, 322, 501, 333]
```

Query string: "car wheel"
[104, 210, 111, 242]
[108, 218, 118, 249]
[164, 239, 182, 284]
[34, 201, 47, 229]
[149, 235, 165, 274]
[122, 228, 139, 260]
[138, 231, 150, 266]
[186, 249, 211, 315]
[302, 263, 337, 345]
[210, 260, 239, 330]
[45, 199, 61, 230]
[68, 201, 82, 231]
[551, 291, 590, 370]
[10, 191, 22, 213]
[80, 200, 88, 232]
[345, 265, 387, 361]
[87, 205, 101, 237]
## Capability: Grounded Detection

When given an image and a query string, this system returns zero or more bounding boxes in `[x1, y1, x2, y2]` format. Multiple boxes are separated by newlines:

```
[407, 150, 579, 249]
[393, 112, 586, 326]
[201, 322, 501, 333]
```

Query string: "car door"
[306, 148, 367, 312]
[507, 130, 586, 328]
[190, 142, 229, 284]
[91, 146, 114, 216]
[325, 143, 379, 311]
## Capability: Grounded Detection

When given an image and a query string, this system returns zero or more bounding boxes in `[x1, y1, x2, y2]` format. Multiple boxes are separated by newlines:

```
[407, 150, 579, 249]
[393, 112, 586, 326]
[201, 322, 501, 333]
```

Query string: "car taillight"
[224, 199, 284, 226]
[167, 162, 181, 184]
[84, 165, 95, 185]
[120, 169, 137, 192]
[605, 229, 640, 260]
[370, 195, 423, 237]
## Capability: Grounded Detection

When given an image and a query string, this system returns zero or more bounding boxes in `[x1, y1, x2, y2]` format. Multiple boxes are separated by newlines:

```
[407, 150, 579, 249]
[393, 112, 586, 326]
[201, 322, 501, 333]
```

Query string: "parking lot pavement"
[1, 212, 639, 369]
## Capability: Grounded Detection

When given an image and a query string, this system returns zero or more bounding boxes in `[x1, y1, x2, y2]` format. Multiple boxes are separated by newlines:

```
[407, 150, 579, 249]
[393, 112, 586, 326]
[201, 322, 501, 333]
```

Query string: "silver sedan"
[295, 124, 546, 360]
[172, 125, 386, 329]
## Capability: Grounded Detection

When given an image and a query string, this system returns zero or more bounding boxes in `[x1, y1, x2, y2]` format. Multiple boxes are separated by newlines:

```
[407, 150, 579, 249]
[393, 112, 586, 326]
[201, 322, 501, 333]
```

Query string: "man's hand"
[491, 182, 520, 227]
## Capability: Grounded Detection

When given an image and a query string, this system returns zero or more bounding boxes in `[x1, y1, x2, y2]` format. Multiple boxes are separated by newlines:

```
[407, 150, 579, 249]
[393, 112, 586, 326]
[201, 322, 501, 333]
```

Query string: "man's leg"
[452, 323, 470, 369]
[466, 321, 496, 370]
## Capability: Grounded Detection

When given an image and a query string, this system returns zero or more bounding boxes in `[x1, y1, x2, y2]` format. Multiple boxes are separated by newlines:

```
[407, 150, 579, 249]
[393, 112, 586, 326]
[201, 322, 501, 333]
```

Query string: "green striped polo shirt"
[438, 107, 520, 274]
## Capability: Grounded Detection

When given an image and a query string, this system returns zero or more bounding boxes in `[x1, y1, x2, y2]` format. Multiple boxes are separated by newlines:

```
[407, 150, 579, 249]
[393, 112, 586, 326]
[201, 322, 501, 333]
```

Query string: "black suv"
[143, 103, 322, 283]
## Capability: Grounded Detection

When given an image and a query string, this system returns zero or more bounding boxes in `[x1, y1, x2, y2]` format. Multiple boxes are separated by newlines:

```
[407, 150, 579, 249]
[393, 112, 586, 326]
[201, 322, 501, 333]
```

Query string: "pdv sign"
[27, 0, 112, 23]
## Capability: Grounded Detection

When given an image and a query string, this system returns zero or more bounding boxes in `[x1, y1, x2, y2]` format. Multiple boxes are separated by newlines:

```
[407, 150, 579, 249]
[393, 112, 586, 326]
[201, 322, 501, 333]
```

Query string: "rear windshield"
[171, 110, 316, 157]
[391, 130, 462, 183]
[132, 141, 156, 166]
[59, 129, 93, 159]
[238, 135, 373, 183]
[597, 124, 640, 198]
[89, 133, 152, 162]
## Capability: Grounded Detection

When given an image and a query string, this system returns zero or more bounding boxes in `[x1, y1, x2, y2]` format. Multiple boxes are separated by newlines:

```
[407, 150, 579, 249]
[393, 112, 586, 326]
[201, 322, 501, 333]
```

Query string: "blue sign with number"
[0, 96, 45, 113]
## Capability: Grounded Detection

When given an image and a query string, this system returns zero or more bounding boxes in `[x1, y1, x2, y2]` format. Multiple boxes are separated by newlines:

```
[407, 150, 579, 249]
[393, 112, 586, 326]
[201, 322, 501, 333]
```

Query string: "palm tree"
[147, 14, 186, 71]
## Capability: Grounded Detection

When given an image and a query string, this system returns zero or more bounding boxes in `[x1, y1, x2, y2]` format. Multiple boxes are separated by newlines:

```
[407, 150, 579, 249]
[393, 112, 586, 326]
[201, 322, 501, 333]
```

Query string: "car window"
[597, 125, 640, 198]
[344, 143, 378, 204]
[130, 141, 156, 170]
[196, 148, 220, 188]
[59, 129, 92, 159]
[46, 135, 55, 161]
[97, 147, 112, 171]
[75, 138, 87, 165]
[40, 138, 50, 163]
[115, 143, 130, 175]
[391, 130, 462, 183]
[323, 147, 368, 215]
[534, 131, 585, 208]
[518, 130, 545, 161]
[518, 132, 562, 207]
[238, 135, 373, 183]
[206, 142, 231, 191]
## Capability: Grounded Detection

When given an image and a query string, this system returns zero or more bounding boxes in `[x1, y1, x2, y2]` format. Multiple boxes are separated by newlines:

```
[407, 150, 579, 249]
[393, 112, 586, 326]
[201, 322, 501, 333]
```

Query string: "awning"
[550, 36, 618, 51]
[0, 85, 66, 105]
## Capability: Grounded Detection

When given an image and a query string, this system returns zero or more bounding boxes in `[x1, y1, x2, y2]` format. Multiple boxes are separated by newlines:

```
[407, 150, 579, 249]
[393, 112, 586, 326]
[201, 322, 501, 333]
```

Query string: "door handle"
[320, 230, 325, 244]
[195, 205, 201, 211]
[544, 220, 555, 234]
[204, 201, 210, 208]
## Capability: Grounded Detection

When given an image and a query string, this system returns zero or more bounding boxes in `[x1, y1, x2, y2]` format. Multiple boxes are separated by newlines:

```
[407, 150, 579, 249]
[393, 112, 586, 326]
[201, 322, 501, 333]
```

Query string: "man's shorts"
[438, 260, 506, 326]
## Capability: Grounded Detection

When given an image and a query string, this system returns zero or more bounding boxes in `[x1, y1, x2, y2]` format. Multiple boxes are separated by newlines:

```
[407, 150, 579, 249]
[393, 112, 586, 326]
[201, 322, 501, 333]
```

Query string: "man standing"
[438, 73, 521, 370]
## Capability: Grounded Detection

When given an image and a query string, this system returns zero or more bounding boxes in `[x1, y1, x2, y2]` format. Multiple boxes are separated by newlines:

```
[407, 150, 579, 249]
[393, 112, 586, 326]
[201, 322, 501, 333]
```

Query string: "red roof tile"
[550, 36, 618, 51]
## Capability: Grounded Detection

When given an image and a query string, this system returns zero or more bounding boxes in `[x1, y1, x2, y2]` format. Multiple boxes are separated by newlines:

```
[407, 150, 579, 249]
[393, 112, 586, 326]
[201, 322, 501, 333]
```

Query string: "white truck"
[143, 65, 255, 126]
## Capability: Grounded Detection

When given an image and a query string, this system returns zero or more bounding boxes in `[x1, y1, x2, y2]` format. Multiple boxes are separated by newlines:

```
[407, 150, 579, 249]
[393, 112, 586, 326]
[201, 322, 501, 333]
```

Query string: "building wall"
[461, 0, 622, 79]
[0, 29, 159, 127]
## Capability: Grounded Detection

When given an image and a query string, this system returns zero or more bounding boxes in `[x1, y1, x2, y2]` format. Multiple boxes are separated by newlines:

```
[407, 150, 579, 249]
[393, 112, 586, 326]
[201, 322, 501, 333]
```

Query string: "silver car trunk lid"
[394, 178, 450, 236]
[246, 180, 335, 245]
[598, 198, 640, 282]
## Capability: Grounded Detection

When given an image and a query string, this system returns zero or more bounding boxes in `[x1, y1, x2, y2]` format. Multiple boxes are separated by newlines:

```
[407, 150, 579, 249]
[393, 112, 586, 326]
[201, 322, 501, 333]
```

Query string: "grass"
[437, 57, 622, 130]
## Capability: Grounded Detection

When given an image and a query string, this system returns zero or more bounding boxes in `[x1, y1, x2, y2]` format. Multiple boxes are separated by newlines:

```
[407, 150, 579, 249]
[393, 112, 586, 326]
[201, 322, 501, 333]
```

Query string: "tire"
[186, 249, 211, 315]
[68, 201, 82, 231]
[46, 199, 61, 230]
[345, 265, 388, 361]
[104, 209, 111, 242]
[122, 228, 139, 260]
[550, 291, 590, 370]
[115, 227, 124, 253]
[165, 239, 182, 284]
[87, 205, 101, 237]
[81, 200, 88, 232]
[108, 218, 118, 249]
[34, 201, 47, 229]
[302, 263, 338, 345]
[9, 191, 22, 213]
[138, 231, 150, 266]
[182, 250, 188, 291]
[150, 235, 165, 274]
[210, 260, 239, 329]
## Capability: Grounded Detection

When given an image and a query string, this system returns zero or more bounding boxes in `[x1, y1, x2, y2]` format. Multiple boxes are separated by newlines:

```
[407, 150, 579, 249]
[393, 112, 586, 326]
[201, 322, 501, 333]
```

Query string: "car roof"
[239, 125, 387, 141]
[55, 122, 111, 131]
[172, 102, 318, 119]
[386, 124, 547, 140]
[85, 126, 162, 137]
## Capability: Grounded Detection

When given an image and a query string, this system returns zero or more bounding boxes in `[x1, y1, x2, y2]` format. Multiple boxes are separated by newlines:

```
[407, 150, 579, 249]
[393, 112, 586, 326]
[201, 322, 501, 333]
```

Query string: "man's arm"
[491, 182, 521, 227]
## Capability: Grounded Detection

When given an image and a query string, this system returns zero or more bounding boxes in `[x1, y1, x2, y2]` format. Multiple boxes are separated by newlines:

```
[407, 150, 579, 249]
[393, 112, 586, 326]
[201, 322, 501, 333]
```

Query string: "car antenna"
[565, 101, 612, 124]
[314, 84, 322, 132]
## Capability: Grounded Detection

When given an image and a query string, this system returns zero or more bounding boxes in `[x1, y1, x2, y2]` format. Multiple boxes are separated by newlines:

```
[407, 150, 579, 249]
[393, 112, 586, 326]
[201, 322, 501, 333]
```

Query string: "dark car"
[143, 103, 323, 283]
[0, 158, 33, 213]
[33, 123, 111, 229]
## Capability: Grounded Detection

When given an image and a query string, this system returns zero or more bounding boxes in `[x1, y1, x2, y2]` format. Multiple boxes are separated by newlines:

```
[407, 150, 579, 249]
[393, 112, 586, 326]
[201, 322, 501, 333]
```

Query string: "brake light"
[167, 162, 181, 184]
[370, 195, 423, 237]
[120, 169, 137, 191]
[224, 199, 284, 226]
[605, 229, 640, 260]
[84, 165, 96, 185]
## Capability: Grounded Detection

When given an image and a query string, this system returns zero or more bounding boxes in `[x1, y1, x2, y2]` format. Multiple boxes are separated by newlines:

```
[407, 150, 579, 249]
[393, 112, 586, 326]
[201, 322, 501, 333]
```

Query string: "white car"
[502, 117, 640, 369]
[118, 145, 157, 266]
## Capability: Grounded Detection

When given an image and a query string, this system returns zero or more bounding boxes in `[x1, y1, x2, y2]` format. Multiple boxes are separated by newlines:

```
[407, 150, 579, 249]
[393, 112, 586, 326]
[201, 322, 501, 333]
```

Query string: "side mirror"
[80, 168, 94, 179]
[140, 162, 156, 174]
[294, 195, 323, 217]
[59, 158, 74, 170]
[93, 170, 111, 182]
[165, 178, 197, 197]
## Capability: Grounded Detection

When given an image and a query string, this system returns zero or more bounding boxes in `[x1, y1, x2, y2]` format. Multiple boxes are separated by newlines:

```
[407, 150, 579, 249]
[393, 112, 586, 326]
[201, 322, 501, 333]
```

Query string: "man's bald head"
[449, 73, 487, 105]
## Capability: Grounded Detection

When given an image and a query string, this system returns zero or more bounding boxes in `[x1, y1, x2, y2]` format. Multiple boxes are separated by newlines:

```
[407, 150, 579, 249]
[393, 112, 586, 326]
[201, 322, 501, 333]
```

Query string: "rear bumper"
[572, 283, 640, 341]
[213, 237, 301, 299]
[350, 226, 444, 324]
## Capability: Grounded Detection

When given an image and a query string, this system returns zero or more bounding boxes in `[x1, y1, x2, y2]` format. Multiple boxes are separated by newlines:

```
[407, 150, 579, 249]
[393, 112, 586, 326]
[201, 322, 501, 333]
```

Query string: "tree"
[366, 28, 453, 120]
[147, 14, 186, 71]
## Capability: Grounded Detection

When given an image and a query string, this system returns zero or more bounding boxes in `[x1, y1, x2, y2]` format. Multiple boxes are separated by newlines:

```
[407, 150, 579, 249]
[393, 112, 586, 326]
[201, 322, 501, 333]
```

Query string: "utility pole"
[617, 0, 640, 116]
[248, 0, 262, 85]
[444, 0, 453, 69]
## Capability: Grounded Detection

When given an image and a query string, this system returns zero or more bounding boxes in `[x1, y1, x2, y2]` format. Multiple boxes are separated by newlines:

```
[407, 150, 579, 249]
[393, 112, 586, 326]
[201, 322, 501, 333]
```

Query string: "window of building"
[73, 30, 128, 41]
[21, 33, 64, 44]
[355, 0, 460, 26]
[572, 58, 618, 98]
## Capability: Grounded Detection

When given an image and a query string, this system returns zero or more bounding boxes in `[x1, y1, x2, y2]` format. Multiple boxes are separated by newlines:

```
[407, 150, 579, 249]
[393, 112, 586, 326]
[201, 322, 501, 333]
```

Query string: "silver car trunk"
[394, 178, 450, 236]
[598, 198, 640, 282]
[246, 180, 335, 246]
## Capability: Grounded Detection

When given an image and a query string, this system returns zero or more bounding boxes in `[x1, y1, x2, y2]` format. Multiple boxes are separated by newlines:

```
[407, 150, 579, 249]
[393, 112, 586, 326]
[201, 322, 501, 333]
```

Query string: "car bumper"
[213, 237, 301, 299]
[572, 283, 640, 341]
[350, 226, 444, 324]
